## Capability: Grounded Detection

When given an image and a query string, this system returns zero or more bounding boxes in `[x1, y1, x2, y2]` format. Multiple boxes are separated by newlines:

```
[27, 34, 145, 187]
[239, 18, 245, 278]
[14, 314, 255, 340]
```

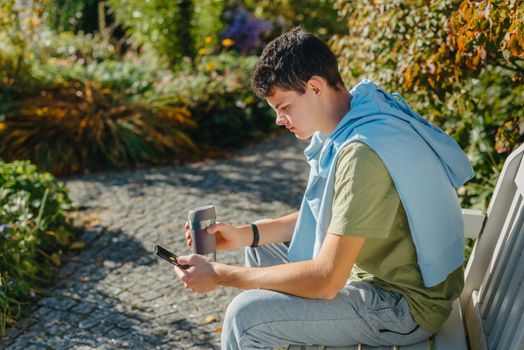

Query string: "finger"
[185, 222, 189, 229]
[173, 265, 188, 279]
[185, 231, 191, 240]
[177, 254, 193, 265]
[207, 223, 223, 233]
[187, 239, 192, 247]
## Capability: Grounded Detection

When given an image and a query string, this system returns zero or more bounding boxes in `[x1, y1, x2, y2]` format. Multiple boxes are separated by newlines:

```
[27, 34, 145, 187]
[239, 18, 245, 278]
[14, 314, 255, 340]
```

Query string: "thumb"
[177, 255, 192, 264]
[206, 222, 223, 234]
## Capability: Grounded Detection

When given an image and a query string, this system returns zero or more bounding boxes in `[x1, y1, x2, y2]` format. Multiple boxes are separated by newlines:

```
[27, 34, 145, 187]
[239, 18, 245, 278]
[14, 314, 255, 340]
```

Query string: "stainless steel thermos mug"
[188, 205, 217, 261]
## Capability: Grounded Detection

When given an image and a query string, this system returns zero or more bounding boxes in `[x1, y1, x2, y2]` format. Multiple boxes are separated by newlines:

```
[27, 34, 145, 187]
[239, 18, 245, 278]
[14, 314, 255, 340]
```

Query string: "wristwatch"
[250, 223, 260, 248]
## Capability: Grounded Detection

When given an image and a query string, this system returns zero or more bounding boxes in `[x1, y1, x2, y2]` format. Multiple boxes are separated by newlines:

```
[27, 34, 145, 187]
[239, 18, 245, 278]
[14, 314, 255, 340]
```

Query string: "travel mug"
[188, 205, 217, 261]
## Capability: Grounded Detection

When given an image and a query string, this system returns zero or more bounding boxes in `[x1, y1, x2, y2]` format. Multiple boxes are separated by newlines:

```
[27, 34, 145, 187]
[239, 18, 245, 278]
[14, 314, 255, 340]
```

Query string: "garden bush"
[241, 0, 347, 43]
[0, 160, 78, 337]
[330, 0, 523, 210]
[154, 52, 278, 153]
[107, 0, 225, 67]
[1, 1, 278, 176]
[0, 74, 198, 176]
[0, 49, 277, 175]
[46, 0, 99, 33]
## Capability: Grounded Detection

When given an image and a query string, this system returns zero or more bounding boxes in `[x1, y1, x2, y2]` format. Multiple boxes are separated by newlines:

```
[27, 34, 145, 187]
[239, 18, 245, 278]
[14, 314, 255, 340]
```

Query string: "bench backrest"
[461, 142, 524, 350]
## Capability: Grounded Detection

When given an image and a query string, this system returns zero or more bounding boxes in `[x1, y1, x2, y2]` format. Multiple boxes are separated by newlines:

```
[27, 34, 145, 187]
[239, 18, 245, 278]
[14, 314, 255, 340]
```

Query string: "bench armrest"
[462, 208, 486, 239]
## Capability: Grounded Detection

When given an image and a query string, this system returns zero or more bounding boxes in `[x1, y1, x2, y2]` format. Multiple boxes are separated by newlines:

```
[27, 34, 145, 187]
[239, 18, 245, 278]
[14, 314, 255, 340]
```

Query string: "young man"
[173, 27, 474, 349]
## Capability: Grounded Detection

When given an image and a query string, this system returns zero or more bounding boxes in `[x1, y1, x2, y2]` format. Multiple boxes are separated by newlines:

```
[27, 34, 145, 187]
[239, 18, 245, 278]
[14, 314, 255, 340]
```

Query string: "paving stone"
[58, 312, 83, 326]
[30, 335, 64, 348]
[57, 262, 79, 279]
[7, 330, 44, 346]
[140, 289, 163, 302]
[1, 325, 23, 342]
[187, 345, 217, 350]
[46, 325, 68, 336]
[82, 229, 102, 244]
[0, 339, 14, 349]
[70, 303, 96, 316]
[39, 296, 78, 311]
[71, 329, 105, 347]
[77, 317, 99, 330]
[106, 327, 128, 340]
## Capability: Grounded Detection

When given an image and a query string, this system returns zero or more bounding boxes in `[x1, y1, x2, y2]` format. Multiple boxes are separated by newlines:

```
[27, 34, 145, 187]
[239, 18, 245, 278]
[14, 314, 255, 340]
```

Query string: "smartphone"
[155, 245, 189, 269]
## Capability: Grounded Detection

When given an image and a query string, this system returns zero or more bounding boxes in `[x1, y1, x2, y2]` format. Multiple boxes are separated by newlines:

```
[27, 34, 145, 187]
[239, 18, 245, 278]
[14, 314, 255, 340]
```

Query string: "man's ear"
[306, 75, 325, 97]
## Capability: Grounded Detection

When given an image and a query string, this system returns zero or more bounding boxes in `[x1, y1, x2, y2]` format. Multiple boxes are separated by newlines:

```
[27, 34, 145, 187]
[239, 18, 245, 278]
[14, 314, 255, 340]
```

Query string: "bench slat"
[401, 299, 467, 350]
[479, 194, 523, 321]
[509, 313, 524, 350]
[464, 290, 489, 350]
[497, 276, 524, 350]
[486, 216, 524, 348]
[515, 152, 524, 196]
[432, 299, 468, 350]
[481, 195, 524, 331]
[461, 145, 524, 313]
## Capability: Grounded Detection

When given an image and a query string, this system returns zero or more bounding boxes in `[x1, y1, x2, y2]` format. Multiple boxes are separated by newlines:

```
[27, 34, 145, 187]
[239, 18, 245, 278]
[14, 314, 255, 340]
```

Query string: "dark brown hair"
[251, 26, 345, 98]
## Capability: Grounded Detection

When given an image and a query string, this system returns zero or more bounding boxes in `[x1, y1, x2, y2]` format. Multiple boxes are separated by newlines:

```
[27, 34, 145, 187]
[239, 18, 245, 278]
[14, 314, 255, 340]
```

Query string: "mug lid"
[188, 205, 216, 221]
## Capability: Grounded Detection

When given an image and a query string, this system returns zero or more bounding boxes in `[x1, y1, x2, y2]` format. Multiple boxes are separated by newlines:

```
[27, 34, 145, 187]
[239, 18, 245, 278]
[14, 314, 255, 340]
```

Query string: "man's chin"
[293, 131, 312, 140]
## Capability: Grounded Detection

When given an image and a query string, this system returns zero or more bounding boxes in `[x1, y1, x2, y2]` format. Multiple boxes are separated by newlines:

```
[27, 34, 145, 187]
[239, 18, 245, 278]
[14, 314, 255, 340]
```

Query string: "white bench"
[287, 142, 524, 350]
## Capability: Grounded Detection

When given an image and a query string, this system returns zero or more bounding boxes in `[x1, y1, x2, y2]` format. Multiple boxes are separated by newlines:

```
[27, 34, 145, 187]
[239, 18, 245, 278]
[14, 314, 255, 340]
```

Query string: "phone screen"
[155, 245, 189, 269]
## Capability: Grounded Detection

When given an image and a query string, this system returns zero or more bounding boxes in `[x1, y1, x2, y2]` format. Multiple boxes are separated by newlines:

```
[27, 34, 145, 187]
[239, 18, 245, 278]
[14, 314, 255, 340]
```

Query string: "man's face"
[266, 83, 322, 140]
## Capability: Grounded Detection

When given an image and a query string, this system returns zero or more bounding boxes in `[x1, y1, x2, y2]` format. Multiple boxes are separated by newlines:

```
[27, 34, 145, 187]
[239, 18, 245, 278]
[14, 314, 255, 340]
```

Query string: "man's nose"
[275, 112, 287, 126]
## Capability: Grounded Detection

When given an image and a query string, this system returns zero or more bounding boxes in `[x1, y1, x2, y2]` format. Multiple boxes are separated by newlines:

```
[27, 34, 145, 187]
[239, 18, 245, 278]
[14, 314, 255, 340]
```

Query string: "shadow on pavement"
[1, 227, 219, 349]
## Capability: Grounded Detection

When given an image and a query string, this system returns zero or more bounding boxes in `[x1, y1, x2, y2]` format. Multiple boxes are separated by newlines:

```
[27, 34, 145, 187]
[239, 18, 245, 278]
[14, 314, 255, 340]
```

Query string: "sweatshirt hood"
[304, 79, 474, 188]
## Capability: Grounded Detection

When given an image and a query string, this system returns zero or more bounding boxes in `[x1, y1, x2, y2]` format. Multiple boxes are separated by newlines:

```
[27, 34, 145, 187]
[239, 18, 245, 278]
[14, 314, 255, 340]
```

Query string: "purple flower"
[222, 8, 273, 55]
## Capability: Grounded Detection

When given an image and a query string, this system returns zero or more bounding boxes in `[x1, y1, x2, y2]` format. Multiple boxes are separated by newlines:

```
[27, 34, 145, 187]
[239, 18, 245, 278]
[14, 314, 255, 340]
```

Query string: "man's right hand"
[185, 222, 249, 251]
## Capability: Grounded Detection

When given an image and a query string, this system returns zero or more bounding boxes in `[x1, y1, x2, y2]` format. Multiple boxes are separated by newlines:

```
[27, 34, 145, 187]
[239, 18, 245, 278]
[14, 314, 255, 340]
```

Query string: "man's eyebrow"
[275, 101, 287, 110]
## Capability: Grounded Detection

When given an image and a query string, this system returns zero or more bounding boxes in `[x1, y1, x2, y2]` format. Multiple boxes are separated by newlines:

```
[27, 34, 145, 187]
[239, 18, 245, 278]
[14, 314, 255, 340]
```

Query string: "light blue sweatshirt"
[288, 79, 474, 287]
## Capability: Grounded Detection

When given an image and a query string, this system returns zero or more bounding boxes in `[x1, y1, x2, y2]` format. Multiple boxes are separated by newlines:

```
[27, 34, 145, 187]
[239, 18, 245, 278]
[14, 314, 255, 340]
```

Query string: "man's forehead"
[266, 88, 295, 109]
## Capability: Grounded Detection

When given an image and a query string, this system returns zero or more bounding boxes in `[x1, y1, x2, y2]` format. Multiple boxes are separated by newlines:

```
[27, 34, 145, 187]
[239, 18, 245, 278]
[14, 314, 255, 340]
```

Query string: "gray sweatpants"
[220, 241, 434, 349]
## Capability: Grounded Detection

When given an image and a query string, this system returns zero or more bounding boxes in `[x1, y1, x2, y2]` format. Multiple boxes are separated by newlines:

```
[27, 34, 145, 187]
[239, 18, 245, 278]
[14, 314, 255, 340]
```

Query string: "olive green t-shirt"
[327, 141, 464, 333]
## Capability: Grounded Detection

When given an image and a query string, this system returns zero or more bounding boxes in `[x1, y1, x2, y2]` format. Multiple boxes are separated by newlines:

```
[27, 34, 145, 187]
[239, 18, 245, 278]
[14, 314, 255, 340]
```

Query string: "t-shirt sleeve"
[327, 141, 400, 238]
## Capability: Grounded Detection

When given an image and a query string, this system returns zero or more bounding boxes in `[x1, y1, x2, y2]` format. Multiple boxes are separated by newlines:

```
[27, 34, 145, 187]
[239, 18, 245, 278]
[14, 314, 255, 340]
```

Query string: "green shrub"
[154, 52, 278, 152]
[46, 0, 99, 33]
[1, 3, 279, 176]
[241, 0, 347, 43]
[0, 0, 46, 90]
[31, 59, 159, 98]
[0, 160, 76, 336]
[331, 0, 523, 210]
[1, 47, 277, 176]
[0, 77, 198, 176]
[33, 30, 118, 62]
[107, 0, 225, 67]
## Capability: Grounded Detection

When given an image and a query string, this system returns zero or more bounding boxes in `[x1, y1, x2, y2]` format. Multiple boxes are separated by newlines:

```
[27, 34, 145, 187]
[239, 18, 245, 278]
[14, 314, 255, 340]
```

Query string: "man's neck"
[320, 89, 352, 135]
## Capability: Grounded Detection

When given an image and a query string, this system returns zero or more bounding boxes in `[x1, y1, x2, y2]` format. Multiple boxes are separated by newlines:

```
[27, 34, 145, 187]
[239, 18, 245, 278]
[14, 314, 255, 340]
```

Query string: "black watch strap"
[250, 223, 260, 248]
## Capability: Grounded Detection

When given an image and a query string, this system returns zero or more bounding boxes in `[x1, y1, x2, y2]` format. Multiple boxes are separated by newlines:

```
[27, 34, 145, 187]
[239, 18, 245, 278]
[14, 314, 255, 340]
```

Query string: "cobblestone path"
[1, 134, 309, 350]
